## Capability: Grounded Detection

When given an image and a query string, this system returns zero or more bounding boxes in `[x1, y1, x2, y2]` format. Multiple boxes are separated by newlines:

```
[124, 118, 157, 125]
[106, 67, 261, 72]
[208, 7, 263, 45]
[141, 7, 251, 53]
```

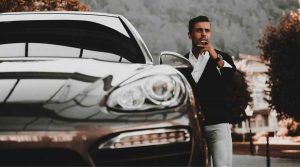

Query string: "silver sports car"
[0, 12, 206, 166]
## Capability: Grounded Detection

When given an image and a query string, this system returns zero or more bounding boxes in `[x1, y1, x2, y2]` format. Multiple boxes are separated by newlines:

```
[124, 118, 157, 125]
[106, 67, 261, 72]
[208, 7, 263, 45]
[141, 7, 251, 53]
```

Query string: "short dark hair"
[188, 16, 210, 32]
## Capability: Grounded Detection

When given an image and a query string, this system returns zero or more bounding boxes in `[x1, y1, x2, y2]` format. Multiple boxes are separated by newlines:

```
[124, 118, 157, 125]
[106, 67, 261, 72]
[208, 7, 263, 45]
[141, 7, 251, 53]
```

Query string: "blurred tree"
[0, 0, 89, 12]
[258, 10, 300, 120]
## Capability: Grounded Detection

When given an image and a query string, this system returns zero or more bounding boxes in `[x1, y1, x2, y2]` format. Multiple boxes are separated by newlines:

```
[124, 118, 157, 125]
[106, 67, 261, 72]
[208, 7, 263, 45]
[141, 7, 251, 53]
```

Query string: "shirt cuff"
[223, 60, 232, 68]
[216, 60, 232, 75]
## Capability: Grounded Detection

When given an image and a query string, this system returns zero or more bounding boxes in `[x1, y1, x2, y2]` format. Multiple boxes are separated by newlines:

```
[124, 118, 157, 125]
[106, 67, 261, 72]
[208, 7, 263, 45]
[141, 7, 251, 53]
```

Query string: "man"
[184, 16, 236, 167]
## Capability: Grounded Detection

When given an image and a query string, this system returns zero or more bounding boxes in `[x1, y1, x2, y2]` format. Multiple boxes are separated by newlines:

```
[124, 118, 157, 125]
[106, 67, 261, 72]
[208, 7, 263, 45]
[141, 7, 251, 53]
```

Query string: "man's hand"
[197, 41, 224, 68]
[197, 41, 217, 58]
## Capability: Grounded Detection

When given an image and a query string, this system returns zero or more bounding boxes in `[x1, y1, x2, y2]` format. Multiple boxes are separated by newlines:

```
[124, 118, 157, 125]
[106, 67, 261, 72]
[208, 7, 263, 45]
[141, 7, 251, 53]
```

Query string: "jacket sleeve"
[218, 51, 236, 81]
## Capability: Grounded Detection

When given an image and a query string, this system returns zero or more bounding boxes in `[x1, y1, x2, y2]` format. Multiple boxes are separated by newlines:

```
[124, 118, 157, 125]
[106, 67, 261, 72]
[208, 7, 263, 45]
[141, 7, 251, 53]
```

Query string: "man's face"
[188, 22, 211, 49]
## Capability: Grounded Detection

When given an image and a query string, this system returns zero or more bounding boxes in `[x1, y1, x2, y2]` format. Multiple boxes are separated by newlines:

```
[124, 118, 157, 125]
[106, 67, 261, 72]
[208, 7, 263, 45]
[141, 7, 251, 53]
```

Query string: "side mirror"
[159, 51, 192, 69]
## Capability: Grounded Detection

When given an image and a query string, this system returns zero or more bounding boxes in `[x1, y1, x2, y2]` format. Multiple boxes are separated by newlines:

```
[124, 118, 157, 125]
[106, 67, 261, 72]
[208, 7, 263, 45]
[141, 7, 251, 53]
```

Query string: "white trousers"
[204, 123, 232, 167]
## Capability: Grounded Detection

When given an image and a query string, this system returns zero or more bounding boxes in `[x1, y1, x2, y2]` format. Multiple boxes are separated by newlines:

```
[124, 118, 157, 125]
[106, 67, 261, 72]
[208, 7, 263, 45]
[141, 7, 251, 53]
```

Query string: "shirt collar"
[188, 50, 197, 63]
[188, 50, 208, 61]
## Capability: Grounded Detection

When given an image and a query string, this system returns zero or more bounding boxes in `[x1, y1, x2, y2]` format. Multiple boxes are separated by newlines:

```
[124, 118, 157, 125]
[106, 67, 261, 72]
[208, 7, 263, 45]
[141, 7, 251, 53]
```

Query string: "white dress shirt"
[188, 51, 232, 83]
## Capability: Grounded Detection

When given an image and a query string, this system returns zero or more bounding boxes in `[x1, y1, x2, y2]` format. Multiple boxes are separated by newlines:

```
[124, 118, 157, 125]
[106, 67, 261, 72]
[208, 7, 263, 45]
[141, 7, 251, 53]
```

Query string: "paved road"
[233, 154, 300, 167]
[233, 142, 300, 158]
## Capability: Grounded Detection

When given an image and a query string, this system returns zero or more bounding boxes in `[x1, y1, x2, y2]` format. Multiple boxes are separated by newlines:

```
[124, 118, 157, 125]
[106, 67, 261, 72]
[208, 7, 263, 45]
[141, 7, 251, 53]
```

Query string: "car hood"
[0, 58, 187, 131]
[0, 58, 150, 103]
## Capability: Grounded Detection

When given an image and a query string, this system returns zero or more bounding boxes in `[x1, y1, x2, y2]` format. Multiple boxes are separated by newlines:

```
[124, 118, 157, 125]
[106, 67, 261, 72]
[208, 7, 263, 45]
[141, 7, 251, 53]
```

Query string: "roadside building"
[232, 53, 278, 140]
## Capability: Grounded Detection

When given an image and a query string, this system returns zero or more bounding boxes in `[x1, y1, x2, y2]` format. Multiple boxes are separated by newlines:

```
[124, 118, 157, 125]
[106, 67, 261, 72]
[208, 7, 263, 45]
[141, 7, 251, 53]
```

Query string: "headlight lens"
[117, 87, 145, 109]
[107, 75, 185, 111]
[144, 75, 181, 105]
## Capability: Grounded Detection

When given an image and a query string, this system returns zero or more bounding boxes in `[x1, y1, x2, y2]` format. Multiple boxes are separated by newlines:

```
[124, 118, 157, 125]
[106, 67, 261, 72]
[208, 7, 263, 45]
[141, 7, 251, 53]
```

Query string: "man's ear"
[188, 32, 191, 39]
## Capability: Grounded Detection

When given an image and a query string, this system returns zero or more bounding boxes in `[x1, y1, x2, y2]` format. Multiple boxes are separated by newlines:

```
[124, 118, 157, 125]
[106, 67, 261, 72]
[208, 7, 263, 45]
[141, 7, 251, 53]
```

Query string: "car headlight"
[117, 87, 145, 109]
[106, 75, 185, 111]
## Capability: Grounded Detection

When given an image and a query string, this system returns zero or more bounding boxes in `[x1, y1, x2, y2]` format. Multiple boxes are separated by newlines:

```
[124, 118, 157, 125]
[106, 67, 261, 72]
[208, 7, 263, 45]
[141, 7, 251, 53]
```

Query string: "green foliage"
[0, 0, 89, 12]
[258, 10, 300, 120]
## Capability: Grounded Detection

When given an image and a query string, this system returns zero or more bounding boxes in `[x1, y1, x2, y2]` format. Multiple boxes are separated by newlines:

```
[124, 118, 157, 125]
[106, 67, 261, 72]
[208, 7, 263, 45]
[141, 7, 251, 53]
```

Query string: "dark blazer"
[183, 50, 236, 126]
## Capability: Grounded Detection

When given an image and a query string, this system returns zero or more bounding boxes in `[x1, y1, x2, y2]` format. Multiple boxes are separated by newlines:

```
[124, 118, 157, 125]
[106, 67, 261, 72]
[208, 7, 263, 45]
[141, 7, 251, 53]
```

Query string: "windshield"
[0, 20, 145, 63]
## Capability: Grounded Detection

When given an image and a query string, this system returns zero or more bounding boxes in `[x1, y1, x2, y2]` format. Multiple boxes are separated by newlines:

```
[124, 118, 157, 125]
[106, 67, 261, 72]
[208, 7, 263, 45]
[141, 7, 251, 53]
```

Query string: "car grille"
[89, 127, 193, 166]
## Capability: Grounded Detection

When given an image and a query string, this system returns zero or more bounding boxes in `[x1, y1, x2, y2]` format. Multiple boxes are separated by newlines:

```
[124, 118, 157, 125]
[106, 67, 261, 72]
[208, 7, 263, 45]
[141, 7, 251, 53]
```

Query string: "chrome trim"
[98, 128, 190, 149]
[119, 15, 153, 64]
